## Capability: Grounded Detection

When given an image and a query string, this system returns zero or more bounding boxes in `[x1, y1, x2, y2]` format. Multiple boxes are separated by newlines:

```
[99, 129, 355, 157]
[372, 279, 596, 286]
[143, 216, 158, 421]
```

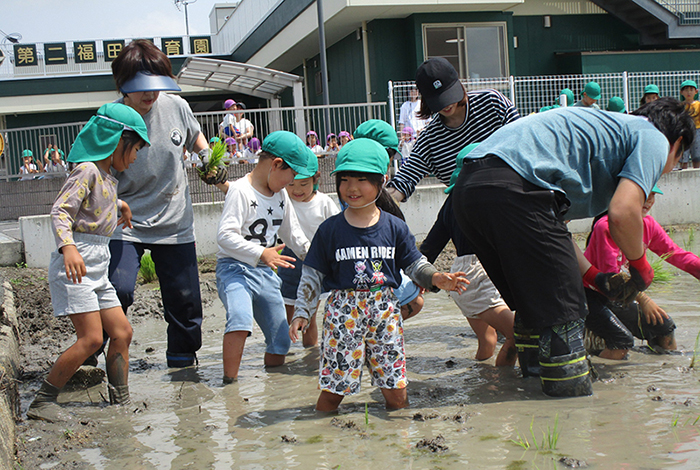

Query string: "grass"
[139, 251, 158, 283]
[509, 415, 560, 451]
[683, 226, 696, 252]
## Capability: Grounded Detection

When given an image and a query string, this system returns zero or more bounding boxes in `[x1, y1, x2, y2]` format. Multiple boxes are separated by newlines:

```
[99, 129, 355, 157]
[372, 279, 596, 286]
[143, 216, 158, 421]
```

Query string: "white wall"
[18, 169, 700, 268]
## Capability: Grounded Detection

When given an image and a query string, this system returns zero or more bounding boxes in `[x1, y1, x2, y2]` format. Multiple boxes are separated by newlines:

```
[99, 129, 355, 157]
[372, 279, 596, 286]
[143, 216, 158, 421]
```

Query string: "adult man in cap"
[451, 98, 694, 398]
[574, 81, 601, 109]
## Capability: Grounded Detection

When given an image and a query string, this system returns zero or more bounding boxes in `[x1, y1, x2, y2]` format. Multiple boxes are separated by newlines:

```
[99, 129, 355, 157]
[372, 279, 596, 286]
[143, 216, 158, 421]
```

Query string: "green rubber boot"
[26, 380, 65, 422]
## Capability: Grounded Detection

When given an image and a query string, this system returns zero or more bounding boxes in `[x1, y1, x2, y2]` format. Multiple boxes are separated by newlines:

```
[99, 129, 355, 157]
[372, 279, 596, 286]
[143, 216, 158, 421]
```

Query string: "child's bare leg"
[380, 388, 409, 410]
[47, 311, 104, 389]
[477, 305, 517, 366]
[401, 295, 424, 321]
[101, 306, 133, 404]
[599, 348, 629, 360]
[264, 353, 285, 367]
[302, 313, 318, 348]
[466, 317, 497, 361]
[316, 390, 344, 412]
[223, 331, 248, 381]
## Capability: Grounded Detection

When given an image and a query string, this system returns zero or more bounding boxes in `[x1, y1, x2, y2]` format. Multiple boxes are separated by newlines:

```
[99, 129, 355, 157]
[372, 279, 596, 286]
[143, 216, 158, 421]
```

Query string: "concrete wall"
[18, 169, 700, 268]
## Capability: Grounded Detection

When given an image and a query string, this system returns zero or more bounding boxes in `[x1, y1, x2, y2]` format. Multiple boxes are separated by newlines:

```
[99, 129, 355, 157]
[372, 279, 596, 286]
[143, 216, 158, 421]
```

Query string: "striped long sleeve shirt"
[388, 89, 520, 199]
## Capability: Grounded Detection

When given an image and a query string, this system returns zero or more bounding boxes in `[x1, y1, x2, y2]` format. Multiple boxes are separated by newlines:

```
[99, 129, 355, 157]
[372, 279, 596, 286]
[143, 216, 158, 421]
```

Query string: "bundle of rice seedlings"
[197, 139, 227, 179]
[139, 251, 158, 284]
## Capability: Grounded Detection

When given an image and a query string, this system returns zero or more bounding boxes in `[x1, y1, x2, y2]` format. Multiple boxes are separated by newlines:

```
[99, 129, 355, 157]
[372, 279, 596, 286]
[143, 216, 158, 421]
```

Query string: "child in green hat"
[27, 103, 150, 422]
[289, 138, 469, 412]
[215, 130, 315, 383]
[680, 79, 700, 169]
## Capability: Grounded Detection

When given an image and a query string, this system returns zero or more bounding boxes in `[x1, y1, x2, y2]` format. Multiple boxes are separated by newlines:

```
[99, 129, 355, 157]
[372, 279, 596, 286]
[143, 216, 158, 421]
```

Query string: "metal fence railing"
[389, 69, 700, 123]
[656, 0, 700, 25]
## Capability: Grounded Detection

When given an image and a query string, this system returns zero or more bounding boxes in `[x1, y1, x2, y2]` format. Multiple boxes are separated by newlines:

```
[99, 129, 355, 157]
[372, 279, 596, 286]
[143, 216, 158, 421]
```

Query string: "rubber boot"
[539, 350, 593, 397]
[26, 380, 65, 422]
[108, 383, 131, 405]
[514, 327, 541, 378]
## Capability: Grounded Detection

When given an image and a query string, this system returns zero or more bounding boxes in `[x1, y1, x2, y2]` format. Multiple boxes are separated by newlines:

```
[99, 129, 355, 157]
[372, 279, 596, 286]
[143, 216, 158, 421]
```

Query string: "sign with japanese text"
[190, 36, 211, 55]
[162, 37, 184, 56]
[103, 40, 125, 62]
[44, 43, 68, 65]
[14, 44, 38, 67]
[74, 41, 97, 63]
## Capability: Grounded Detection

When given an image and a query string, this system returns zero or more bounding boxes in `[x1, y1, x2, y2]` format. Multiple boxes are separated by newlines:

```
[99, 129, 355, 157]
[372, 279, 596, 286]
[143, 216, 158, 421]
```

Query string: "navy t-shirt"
[304, 210, 422, 292]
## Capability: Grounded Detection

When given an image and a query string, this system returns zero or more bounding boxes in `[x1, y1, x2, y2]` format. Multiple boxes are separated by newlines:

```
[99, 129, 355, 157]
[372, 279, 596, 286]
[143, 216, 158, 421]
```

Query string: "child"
[324, 133, 339, 154]
[639, 84, 659, 107]
[306, 130, 324, 156]
[27, 103, 149, 422]
[289, 138, 468, 412]
[277, 152, 340, 347]
[583, 185, 698, 359]
[338, 131, 351, 148]
[243, 137, 261, 164]
[420, 144, 516, 366]
[216, 130, 314, 383]
[398, 126, 414, 166]
[19, 150, 40, 180]
[680, 80, 700, 169]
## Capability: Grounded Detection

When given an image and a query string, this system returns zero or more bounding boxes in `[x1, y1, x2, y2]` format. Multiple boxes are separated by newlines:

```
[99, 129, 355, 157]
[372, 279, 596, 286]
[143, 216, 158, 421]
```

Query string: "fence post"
[622, 71, 630, 113]
[509, 75, 516, 107]
[388, 81, 395, 129]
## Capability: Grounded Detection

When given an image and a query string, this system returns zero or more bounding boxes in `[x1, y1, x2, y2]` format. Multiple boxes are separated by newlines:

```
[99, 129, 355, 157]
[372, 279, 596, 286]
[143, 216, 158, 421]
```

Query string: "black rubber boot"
[108, 384, 131, 405]
[514, 326, 541, 378]
[539, 350, 593, 397]
[27, 380, 65, 422]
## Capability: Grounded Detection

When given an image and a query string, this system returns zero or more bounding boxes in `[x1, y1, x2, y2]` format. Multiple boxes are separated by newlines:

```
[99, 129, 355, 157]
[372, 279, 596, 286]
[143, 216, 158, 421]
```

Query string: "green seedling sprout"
[690, 329, 700, 368]
[198, 139, 227, 179]
[139, 251, 158, 283]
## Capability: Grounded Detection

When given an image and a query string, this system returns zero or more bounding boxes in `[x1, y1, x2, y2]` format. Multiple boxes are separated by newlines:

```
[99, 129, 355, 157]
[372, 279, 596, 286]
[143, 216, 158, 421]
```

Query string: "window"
[423, 23, 508, 79]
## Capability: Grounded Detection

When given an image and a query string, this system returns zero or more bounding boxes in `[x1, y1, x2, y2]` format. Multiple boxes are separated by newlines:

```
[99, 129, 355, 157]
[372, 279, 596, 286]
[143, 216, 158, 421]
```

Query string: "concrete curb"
[0, 279, 20, 469]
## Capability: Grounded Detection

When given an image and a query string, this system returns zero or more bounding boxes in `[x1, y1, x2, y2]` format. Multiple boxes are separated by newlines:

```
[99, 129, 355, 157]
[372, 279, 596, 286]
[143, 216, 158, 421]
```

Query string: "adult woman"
[109, 39, 209, 368]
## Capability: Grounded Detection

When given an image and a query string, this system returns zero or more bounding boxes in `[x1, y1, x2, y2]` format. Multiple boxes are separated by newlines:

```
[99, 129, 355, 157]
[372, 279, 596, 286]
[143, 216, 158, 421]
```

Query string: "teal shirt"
[463, 107, 669, 219]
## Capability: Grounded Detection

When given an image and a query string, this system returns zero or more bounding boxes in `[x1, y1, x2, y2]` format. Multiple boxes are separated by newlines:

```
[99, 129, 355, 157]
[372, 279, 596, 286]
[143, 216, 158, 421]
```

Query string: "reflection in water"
[45, 232, 700, 468]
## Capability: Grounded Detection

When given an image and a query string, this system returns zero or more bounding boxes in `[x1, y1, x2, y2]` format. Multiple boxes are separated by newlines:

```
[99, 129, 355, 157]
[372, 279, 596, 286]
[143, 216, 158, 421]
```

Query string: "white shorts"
[449, 254, 506, 319]
[49, 233, 121, 317]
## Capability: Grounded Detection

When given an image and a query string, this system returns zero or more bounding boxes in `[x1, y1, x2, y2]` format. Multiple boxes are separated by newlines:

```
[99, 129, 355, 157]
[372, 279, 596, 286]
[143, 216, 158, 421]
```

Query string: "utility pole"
[316, 0, 331, 136]
[174, 0, 198, 38]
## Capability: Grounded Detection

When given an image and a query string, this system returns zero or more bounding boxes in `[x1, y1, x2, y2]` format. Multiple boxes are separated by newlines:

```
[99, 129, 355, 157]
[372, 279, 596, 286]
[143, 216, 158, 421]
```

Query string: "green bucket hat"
[651, 184, 663, 195]
[295, 147, 319, 180]
[331, 138, 389, 176]
[262, 130, 314, 178]
[353, 119, 400, 156]
[560, 89, 575, 107]
[644, 84, 660, 95]
[22, 149, 33, 158]
[582, 82, 601, 100]
[606, 96, 625, 113]
[445, 143, 480, 194]
[68, 103, 149, 164]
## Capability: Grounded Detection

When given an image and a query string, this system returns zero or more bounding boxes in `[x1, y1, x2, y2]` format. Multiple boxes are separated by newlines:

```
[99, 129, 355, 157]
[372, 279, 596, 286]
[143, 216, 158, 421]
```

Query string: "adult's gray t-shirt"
[112, 93, 201, 244]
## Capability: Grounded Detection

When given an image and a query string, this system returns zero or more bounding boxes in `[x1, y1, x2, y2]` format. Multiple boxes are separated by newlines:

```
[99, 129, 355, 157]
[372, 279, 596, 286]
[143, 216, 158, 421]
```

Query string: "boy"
[680, 79, 700, 169]
[215, 130, 314, 383]
[19, 150, 40, 180]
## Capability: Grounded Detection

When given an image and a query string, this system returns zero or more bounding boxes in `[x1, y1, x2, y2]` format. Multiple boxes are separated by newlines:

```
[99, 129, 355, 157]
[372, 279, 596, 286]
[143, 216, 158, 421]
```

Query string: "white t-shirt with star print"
[216, 174, 310, 267]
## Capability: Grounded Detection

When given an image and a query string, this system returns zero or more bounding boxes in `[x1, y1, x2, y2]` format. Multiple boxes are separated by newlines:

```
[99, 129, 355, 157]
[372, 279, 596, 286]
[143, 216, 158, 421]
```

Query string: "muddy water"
[30, 250, 700, 469]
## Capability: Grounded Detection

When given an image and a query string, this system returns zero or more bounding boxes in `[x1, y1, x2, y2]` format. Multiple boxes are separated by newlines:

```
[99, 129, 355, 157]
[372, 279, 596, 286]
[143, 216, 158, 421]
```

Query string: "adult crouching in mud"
[106, 39, 212, 368]
[451, 97, 695, 397]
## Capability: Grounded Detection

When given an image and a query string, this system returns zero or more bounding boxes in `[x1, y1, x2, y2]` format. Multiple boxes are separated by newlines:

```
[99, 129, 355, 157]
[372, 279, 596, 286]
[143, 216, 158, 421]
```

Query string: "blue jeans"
[109, 240, 202, 364]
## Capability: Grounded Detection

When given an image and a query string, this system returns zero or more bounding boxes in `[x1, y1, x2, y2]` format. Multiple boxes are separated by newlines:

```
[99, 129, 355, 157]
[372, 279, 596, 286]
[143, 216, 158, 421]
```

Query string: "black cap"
[415, 57, 464, 113]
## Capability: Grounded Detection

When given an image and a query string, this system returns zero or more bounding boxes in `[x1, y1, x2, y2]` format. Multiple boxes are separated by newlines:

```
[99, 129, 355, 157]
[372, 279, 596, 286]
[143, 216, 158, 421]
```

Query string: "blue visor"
[120, 71, 181, 94]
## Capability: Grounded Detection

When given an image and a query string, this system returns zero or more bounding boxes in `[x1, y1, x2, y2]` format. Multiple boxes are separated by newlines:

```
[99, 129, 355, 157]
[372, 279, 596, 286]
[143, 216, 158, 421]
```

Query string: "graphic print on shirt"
[370, 259, 386, 286]
[244, 201, 282, 247]
[353, 260, 370, 290]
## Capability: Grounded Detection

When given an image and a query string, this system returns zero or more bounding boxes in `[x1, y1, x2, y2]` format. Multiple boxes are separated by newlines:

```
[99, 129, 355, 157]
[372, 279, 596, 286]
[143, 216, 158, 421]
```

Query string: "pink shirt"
[584, 214, 700, 279]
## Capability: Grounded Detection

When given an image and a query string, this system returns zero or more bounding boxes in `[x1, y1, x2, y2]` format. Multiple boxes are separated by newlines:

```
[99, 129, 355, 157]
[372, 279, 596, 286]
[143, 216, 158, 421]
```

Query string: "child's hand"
[260, 244, 296, 269]
[62, 245, 86, 283]
[289, 317, 309, 342]
[431, 271, 469, 293]
[117, 201, 133, 229]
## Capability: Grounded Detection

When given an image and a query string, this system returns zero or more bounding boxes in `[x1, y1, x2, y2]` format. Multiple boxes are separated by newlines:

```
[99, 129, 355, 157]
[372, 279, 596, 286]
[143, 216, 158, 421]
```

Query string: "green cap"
[582, 82, 601, 100]
[209, 136, 221, 144]
[22, 149, 33, 158]
[651, 184, 663, 195]
[68, 103, 150, 164]
[331, 138, 389, 175]
[539, 104, 560, 113]
[445, 143, 480, 194]
[606, 96, 625, 113]
[560, 89, 575, 107]
[681, 80, 698, 90]
[295, 147, 318, 180]
[644, 84, 660, 95]
[353, 119, 400, 156]
[262, 130, 314, 177]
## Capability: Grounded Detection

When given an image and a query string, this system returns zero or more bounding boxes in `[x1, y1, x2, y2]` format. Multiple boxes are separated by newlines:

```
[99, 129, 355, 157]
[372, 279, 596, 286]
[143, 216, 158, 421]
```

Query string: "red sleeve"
[645, 216, 700, 279]
[583, 216, 623, 273]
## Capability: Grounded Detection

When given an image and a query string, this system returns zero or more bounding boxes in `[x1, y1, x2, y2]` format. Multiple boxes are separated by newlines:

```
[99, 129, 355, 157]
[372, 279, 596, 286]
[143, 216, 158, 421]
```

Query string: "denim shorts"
[49, 233, 121, 317]
[216, 258, 290, 355]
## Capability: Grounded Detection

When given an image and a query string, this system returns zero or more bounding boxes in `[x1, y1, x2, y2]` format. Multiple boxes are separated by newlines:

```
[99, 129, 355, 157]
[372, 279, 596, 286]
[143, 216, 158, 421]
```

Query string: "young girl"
[338, 131, 351, 148]
[289, 138, 468, 412]
[19, 150, 40, 180]
[27, 103, 149, 422]
[306, 130, 324, 156]
[324, 133, 339, 154]
[277, 152, 339, 347]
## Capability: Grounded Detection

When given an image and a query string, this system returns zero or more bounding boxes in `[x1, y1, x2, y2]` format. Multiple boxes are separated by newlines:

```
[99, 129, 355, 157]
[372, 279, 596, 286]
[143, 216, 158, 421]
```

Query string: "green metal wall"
[577, 50, 700, 74]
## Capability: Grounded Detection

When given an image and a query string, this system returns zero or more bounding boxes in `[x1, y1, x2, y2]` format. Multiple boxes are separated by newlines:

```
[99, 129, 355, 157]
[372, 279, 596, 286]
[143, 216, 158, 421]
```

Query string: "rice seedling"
[510, 415, 561, 451]
[197, 139, 227, 179]
[672, 413, 680, 427]
[683, 227, 696, 252]
[650, 253, 674, 284]
[139, 251, 158, 283]
[690, 329, 700, 368]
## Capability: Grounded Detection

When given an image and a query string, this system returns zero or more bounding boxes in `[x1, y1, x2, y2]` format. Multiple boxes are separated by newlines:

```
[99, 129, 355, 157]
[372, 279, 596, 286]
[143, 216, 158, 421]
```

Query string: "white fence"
[389, 70, 700, 123]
